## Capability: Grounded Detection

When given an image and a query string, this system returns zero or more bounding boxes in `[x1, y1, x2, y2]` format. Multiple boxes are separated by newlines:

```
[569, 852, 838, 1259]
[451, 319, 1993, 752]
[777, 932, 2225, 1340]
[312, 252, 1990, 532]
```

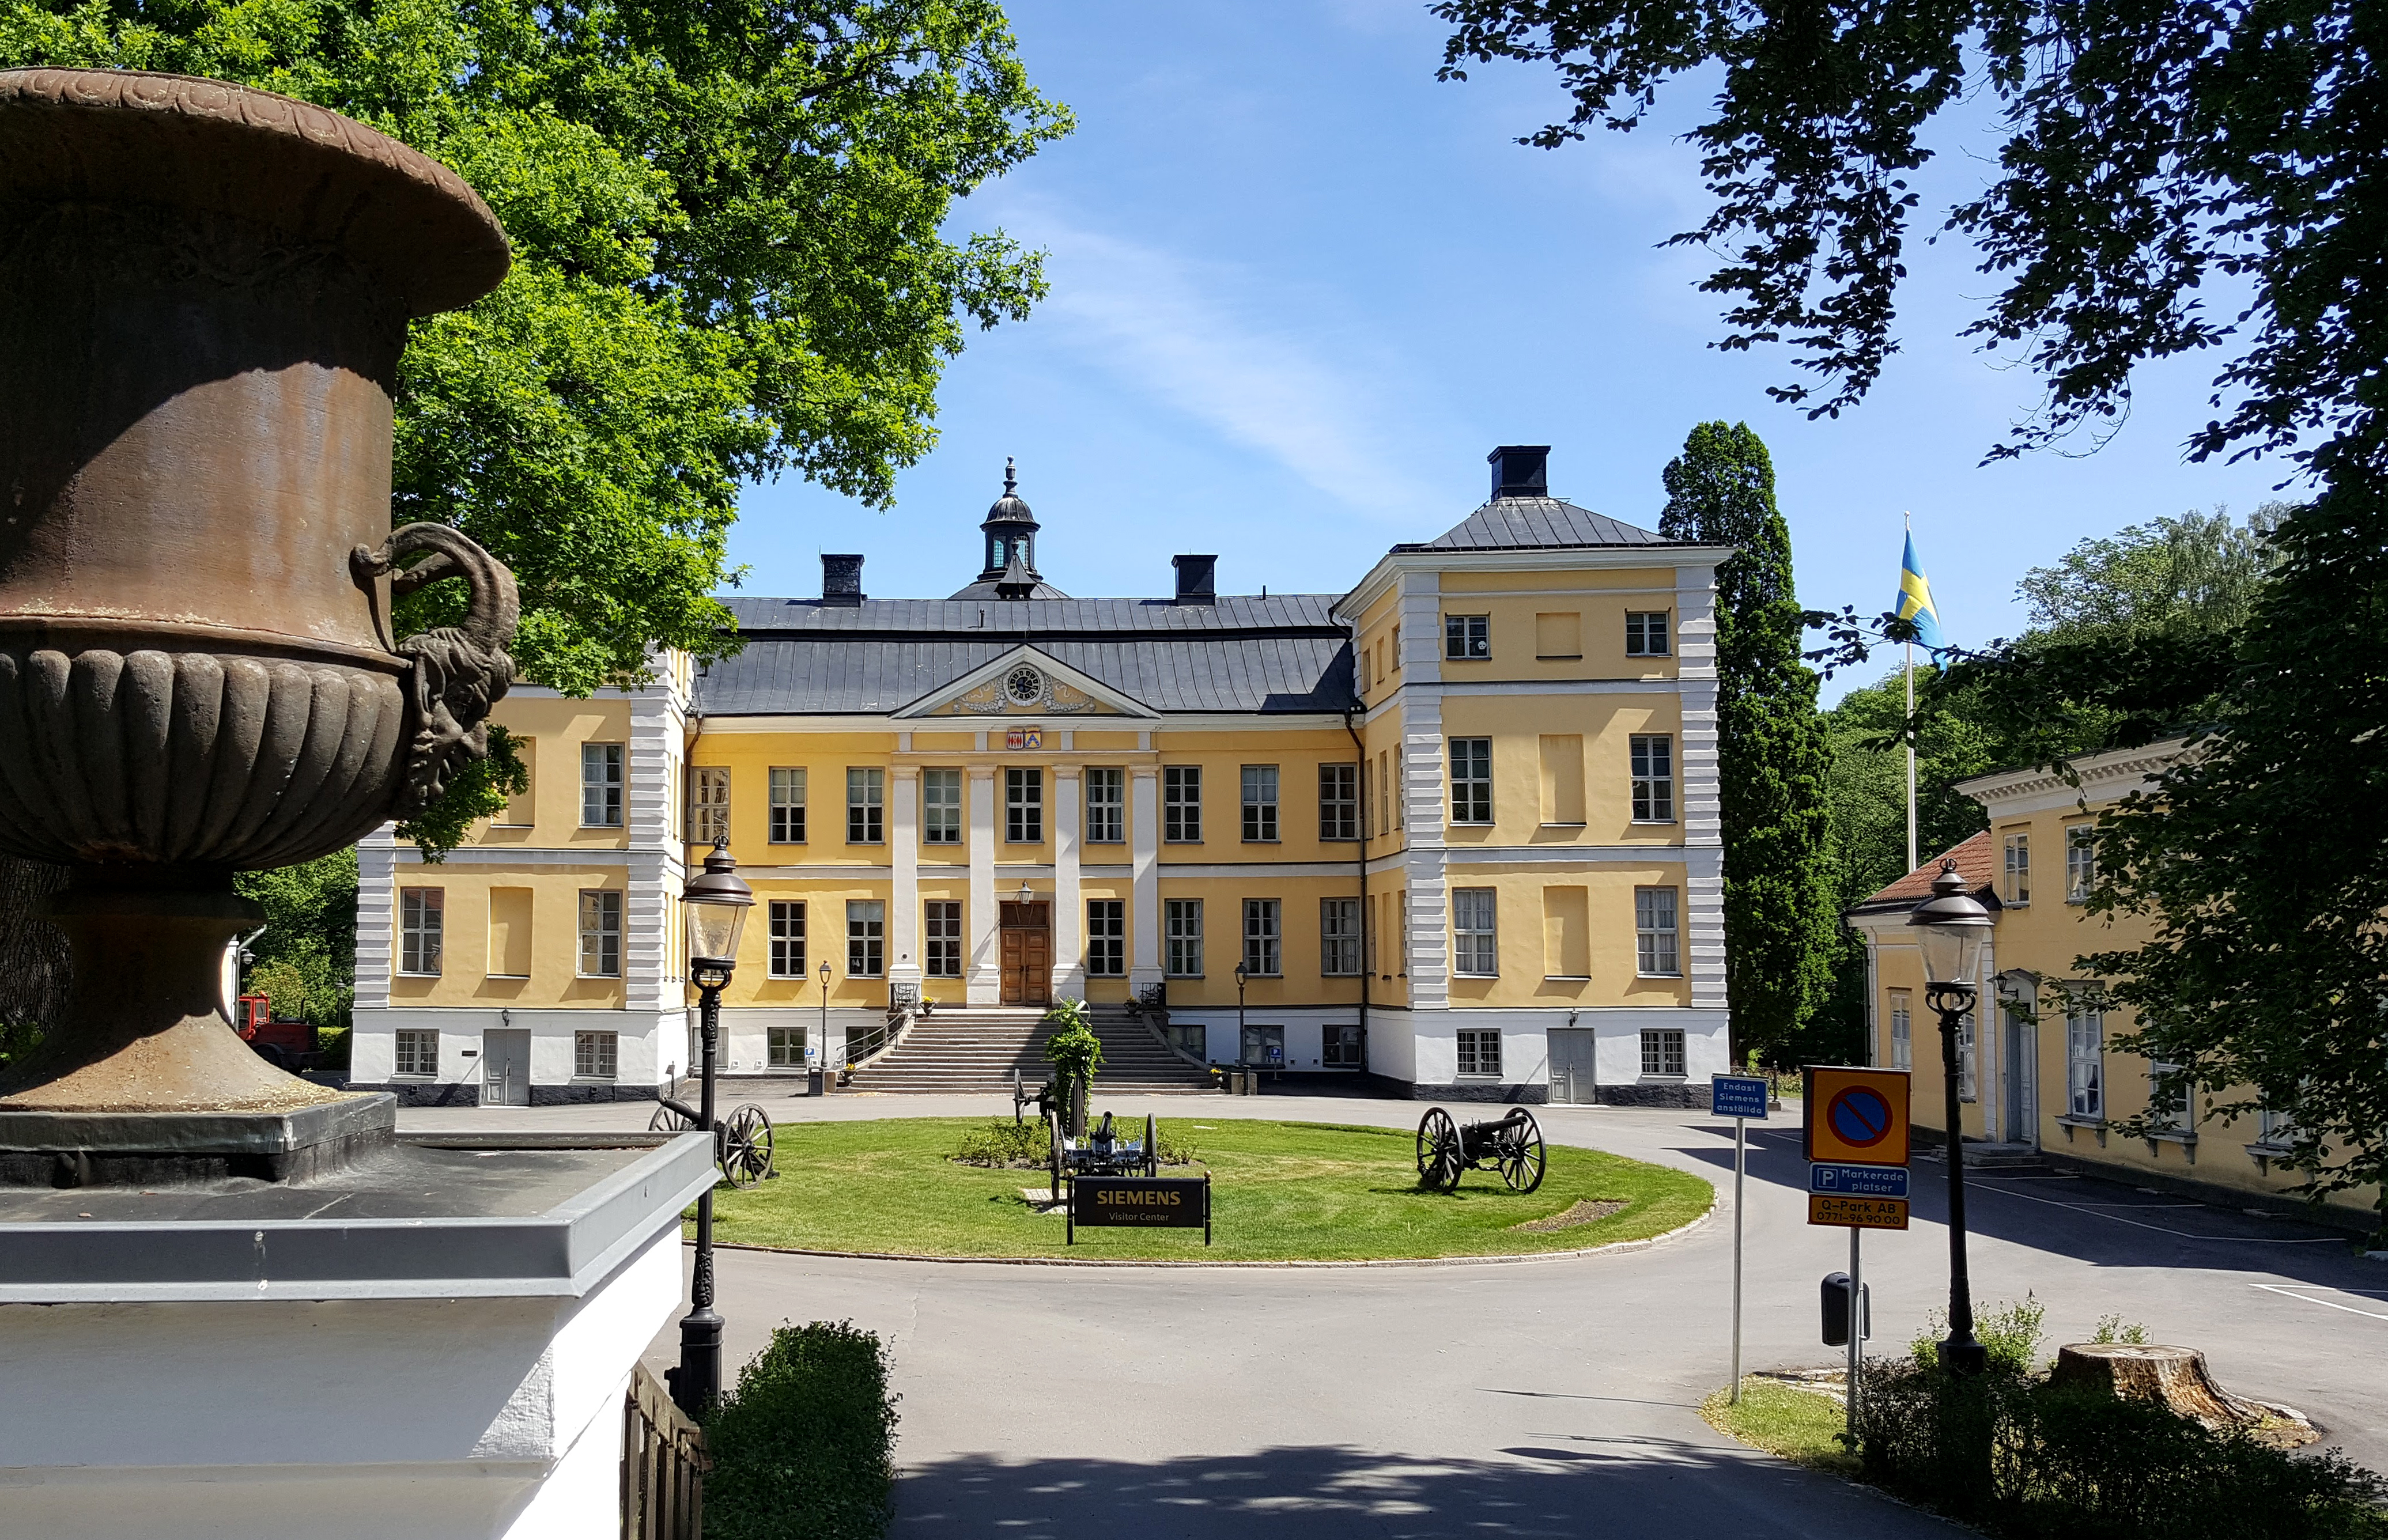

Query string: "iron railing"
[622, 1361, 705, 1539]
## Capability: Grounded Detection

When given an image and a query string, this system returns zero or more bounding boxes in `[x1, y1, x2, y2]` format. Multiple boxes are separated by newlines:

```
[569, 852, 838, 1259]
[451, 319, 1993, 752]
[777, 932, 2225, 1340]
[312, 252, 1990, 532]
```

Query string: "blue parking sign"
[1711, 1075, 1770, 1119]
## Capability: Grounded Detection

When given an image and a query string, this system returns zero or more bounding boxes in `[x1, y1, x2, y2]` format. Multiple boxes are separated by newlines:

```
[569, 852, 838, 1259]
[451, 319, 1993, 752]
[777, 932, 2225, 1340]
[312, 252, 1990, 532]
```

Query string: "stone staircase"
[841, 1005, 1217, 1096]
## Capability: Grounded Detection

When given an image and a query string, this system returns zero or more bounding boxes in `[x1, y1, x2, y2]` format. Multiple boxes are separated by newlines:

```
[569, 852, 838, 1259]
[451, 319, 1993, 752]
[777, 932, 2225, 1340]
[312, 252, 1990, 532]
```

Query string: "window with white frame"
[1395, 746, 1405, 829]
[1630, 735, 1675, 823]
[1452, 888, 1498, 976]
[768, 766, 807, 843]
[578, 890, 622, 977]
[1318, 763, 1358, 841]
[1165, 898, 1204, 977]
[2148, 1060, 2191, 1133]
[1319, 898, 1362, 976]
[689, 766, 730, 845]
[2066, 1004, 2104, 1118]
[1242, 899, 1281, 977]
[1889, 990, 1913, 1070]
[921, 767, 961, 844]
[575, 1030, 618, 1079]
[847, 900, 885, 977]
[1083, 767, 1124, 843]
[1624, 611, 1671, 656]
[1449, 737, 1493, 824]
[768, 1026, 805, 1068]
[1444, 614, 1491, 660]
[398, 887, 444, 975]
[1640, 1028, 1687, 1077]
[1241, 765, 1279, 842]
[394, 1028, 438, 1077]
[580, 742, 623, 827]
[2002, 832, 2031, 905]
[768, 900, 806, 978]
[1456, 1028, 1502, 1077]
[2255, 1101, 2298, 1149]
[2065, 826, 2098, 902]
[1086, 900, 1125, 977]
[1163, 766, 1201, 842]
[847, 767, 884, 844]
[1005, 767, 1043, 843]
[1635, 886, 1680, 976]
[924, 900, 962, 978]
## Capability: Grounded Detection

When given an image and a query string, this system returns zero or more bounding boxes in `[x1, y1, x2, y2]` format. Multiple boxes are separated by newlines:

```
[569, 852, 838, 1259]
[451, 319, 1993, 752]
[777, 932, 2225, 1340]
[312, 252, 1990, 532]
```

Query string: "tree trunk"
[0, 854, 72, 1039]
[1069, 1073, 1088, 1139]
[2047, 1344, 2312, 1444]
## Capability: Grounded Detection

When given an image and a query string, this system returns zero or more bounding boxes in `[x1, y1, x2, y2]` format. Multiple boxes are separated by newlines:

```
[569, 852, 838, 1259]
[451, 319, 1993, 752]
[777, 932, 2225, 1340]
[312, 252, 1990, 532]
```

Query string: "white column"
[1397, 572, 1450, 1010]
[889, 767, 921, 993]
[1676, 563, 1730, 1016]
[1128, 765, 1162, 992]
[353, 826, 397, 1015]
[966, 765, 999, 1004]
[1052, 766, 1084, 999]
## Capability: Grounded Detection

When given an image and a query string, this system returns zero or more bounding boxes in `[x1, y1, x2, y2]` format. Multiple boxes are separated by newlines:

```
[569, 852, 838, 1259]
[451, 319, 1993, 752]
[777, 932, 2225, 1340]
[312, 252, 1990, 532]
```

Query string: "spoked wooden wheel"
[1416, 1106, 1463, 1191]
[648, 1101, 697, 1134]
[1497, 1109, 1547, 1194]
[720, 1104, 774, 1187]
[1048, 1109, 1065, 1207]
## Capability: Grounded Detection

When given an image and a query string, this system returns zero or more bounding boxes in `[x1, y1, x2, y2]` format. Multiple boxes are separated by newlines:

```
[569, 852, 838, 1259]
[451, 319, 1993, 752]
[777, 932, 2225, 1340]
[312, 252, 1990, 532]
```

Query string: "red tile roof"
[1851, 829, 2001, 913]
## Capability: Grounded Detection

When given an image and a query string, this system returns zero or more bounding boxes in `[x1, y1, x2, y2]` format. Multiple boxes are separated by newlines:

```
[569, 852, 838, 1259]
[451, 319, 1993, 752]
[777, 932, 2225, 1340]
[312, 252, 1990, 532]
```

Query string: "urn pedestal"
[0, 69, 518, 1180]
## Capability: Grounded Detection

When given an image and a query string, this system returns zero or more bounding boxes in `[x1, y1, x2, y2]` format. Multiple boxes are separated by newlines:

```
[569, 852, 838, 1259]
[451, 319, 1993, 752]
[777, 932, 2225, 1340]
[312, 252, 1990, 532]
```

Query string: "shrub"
[704, 1320, 900, 1540]
[316, 1027, 353, 1072]
[954, 1118, 1051, 1168]
[1856, 1356, 2388, 1538]
[2091, 1313, 2151, 1346]
[1911, 1293, 2047, 1375]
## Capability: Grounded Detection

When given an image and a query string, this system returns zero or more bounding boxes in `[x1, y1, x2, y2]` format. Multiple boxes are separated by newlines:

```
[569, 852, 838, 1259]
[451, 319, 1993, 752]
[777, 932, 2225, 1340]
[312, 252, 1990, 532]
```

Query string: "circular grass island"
[702, 1117, 1713, 1264]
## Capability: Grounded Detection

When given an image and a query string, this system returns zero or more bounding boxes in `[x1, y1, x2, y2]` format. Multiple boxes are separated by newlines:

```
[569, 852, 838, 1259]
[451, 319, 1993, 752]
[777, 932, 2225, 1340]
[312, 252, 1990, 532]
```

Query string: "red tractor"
[235, 993, 320, 1071]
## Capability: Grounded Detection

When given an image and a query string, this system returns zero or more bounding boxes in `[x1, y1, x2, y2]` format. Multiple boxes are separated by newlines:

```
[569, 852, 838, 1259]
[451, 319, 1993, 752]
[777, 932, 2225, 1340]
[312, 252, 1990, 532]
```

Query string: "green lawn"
[1701, 1378, 1858, 1476]
[702, 1117, 1712, 1262]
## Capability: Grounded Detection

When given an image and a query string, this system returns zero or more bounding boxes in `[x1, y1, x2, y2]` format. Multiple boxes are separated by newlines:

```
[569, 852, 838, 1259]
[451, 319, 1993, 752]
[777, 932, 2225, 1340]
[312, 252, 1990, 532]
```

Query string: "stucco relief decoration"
[941, 668, 1099, 715]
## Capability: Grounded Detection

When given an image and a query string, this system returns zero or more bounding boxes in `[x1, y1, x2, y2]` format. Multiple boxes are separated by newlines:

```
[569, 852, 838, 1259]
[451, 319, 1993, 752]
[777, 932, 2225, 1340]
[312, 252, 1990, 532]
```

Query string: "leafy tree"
[234, 852, 363, 1029]
[0, 0, 1068, 1035]
[1658, 423, 1837, 1064]
[2019, 508, 2281, 644]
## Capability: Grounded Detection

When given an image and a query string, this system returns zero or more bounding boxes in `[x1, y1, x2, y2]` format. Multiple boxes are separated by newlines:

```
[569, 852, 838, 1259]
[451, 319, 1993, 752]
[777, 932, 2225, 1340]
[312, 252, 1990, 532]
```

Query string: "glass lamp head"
[682, 838, 753, 970]
[1907, 859, 1994, 986]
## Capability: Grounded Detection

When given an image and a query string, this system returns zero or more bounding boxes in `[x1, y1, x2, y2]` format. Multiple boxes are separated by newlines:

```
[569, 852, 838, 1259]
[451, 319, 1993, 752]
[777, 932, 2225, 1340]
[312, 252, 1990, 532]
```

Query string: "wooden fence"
[622, 1362, 706, 1539]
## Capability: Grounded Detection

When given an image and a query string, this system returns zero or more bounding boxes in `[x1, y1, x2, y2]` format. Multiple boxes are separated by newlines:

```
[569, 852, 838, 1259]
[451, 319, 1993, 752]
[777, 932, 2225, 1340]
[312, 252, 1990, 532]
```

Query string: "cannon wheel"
[1416, 1107, 1463, 1191]
[1048, 1108, 1065, 1208]
[1012, 1067, 1028, 1125]
[648, 1100, 697, 1134]
[720, 1104, 774, 1187]
[1497, 1108, 1547, 1194]
[1144, 1111, 1159, 1177]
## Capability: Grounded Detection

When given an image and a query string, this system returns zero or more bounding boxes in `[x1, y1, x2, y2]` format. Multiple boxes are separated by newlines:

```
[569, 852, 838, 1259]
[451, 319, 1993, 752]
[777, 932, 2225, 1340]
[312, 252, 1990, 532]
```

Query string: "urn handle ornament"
[353, 523, 521, 823]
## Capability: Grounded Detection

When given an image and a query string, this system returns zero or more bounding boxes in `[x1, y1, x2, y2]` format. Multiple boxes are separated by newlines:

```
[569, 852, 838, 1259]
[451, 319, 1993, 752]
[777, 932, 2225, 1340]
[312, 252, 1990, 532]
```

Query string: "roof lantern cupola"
[978, 456, 1042, 597]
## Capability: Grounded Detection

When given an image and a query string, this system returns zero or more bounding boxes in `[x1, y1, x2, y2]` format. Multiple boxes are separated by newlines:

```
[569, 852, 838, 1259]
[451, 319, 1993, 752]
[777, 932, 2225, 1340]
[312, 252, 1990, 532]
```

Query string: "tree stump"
[2049, 1344, 2317, 1446]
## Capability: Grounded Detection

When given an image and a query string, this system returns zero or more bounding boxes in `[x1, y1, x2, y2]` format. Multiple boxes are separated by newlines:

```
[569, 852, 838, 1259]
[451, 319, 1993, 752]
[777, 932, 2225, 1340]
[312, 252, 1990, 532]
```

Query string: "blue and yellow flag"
[1895, 532, 1948, 655]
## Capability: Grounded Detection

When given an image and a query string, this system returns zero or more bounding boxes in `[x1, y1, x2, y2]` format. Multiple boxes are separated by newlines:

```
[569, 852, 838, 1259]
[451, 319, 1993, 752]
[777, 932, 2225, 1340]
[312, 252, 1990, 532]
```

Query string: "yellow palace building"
[349, 447, 1736, 1106]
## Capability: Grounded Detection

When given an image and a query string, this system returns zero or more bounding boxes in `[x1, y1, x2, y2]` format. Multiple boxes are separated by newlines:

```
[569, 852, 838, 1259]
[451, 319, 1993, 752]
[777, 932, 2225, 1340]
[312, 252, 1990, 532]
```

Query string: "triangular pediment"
[894, 645, 1158, 719]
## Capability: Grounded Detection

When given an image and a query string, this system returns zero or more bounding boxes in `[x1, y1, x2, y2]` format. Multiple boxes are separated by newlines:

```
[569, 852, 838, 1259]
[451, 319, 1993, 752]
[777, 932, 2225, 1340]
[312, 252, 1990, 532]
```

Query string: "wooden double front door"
[999, 902, 1051, 1006]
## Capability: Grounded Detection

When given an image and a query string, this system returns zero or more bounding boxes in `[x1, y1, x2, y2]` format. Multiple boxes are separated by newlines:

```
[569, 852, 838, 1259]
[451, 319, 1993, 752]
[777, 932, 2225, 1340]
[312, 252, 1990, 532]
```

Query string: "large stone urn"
[0, 69, 517, 1180]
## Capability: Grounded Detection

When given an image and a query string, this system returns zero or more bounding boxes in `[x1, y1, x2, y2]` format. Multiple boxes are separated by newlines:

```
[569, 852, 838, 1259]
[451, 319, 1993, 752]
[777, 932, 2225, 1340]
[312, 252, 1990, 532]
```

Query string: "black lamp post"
[1234, 959, 1248, 1072]
[1906, 859, 1995, 1377]
[670, 838, 751, 1417]
[817, 958, 832, 1094]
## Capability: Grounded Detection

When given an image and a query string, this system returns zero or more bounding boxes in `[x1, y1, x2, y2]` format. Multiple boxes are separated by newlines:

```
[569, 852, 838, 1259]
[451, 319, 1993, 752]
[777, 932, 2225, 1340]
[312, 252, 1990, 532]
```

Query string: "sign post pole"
[1847, 1228, 1861, 1440]
[1730, 1112, 1747, 1403]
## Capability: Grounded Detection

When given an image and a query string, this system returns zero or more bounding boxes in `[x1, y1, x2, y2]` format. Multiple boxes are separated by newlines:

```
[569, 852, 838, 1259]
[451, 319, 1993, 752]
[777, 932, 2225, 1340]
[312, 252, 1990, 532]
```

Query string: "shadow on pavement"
[895, 1440, 1963, 1539]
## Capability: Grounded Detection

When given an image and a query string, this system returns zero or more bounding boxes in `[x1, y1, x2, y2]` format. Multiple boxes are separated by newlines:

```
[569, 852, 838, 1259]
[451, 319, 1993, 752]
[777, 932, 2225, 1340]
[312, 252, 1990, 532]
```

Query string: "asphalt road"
[402, 1091, 2387, 1537]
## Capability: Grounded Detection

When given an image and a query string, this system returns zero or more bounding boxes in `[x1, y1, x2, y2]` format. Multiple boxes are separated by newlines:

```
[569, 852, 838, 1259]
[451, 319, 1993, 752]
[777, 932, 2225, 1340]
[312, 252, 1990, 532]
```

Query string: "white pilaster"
[1128, 764, 1162, 991]
[1052, 766, 1084, 998]
[889, 767, 921, 990]
[966, 765, 999, 1004]
[1396, 571, 1449, 1009]
[353, 826, 397, 1013]
[624, 672, 689, 1020]
[1676, 564, 1729, 1015]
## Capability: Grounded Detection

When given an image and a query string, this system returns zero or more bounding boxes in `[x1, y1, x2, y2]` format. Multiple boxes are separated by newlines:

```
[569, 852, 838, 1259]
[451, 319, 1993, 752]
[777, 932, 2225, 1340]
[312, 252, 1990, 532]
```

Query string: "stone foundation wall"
[1594, 1082, 1706, 1110]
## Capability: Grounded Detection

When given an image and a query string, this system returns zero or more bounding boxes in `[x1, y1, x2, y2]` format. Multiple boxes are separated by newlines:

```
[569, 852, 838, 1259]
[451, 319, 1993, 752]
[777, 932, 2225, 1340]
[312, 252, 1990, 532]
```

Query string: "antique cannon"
[1047, 1109, 1159, 1201]
[649, 1096, 775, 1189]
[1415, 1106, 1547, 1194]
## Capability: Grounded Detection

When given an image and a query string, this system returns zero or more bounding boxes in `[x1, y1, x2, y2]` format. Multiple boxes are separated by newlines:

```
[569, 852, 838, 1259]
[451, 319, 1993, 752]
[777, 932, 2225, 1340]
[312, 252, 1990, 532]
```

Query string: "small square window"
[1444, 614, 1491, 660]
[1639, 1028, 1686, 1077]
[394, 1028, 439, 1078]
[575, 1030, 618, 1080]
[1456, 1028, 1502, 1078]
[768, 1026, 806, 1068]
[1625, 612, 1672, 656]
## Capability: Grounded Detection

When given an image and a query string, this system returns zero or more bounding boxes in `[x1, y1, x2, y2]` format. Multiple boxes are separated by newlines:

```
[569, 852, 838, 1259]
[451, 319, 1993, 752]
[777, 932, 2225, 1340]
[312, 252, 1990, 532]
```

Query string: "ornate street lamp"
[671, 839, 751, 1416]
[1907, 859, 1995, 1377]
[817, 958, 833, 1096]
[1234, 959, 1248, 1077]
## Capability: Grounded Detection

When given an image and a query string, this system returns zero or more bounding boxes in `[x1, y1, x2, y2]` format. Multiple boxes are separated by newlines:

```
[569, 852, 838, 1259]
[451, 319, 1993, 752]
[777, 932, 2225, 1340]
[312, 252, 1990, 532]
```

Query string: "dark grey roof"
[1409, 495, 1679, 552]
[945, 576, 1071, 601]
[696, 594, 1356, 716]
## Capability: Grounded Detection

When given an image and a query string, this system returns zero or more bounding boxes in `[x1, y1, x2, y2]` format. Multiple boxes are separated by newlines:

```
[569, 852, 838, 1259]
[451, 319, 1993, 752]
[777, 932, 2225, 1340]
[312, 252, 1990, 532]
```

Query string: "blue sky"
[730, 2, 2301, 701]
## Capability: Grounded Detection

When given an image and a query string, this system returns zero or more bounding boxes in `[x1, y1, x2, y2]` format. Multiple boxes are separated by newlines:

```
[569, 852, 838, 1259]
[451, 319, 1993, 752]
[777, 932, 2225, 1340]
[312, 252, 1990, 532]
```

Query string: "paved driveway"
[402, 1092, 2386, 1537]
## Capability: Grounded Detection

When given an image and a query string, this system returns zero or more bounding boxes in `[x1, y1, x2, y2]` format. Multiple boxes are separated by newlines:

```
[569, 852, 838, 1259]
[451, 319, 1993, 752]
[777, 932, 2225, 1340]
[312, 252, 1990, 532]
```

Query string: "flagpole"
[1905, 512, 1918, 873]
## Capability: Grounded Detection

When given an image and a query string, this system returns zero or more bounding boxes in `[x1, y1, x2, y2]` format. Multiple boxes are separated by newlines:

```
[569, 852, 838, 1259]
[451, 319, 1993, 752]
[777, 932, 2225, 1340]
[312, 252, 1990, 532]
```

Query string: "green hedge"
[1857, 1358, 2388, 1539]
[704, 1321, 900, 1540]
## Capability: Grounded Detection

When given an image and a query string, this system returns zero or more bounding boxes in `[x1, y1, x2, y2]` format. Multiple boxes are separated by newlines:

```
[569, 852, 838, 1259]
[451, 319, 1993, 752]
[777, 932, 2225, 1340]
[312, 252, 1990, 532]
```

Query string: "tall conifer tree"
[1660, 423, 1836, 1062]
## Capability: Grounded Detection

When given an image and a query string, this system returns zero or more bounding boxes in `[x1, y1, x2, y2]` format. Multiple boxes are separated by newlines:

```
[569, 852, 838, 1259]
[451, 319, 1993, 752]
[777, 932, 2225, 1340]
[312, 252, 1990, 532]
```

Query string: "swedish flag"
[1895, 532, 1947, 655]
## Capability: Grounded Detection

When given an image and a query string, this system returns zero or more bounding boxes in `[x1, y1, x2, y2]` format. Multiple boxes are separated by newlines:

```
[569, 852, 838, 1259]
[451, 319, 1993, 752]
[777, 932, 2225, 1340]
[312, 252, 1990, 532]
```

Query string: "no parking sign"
[1803, 1066, 1911, 1166]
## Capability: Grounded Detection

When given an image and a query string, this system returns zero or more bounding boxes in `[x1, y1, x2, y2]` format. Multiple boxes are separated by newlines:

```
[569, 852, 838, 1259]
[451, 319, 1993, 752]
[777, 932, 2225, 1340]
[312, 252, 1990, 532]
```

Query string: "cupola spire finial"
[1003, 455, 1017, 497]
